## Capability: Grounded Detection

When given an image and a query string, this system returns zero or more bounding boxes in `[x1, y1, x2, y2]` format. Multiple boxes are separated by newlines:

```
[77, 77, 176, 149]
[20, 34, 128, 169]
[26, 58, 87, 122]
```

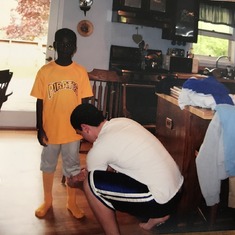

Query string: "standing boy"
[30, 28, 93, 219]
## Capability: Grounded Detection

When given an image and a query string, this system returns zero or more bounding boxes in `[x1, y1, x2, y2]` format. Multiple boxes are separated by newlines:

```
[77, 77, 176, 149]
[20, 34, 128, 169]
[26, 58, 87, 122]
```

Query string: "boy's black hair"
[54, 28, 77, 43]
[70, 103, 105, 131]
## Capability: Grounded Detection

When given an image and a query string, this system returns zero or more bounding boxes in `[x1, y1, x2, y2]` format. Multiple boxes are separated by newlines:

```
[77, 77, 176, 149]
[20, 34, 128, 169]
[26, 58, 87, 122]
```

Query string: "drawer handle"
[166, 117, 173, 129]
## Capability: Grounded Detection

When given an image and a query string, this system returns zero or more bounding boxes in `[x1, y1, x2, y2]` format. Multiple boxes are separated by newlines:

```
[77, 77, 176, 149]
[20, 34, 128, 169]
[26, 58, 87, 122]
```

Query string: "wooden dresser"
[156, 94, 214, 220]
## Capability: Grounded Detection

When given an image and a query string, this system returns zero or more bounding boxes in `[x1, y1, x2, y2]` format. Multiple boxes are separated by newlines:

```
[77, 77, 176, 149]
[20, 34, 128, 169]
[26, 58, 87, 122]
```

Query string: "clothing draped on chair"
[0, 69, 13, 110]
[196, 104, 235, 208]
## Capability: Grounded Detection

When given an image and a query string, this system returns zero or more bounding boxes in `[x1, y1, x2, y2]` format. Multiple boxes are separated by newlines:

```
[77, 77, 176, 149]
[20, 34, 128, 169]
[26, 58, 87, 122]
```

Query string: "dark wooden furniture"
[109, 45, 171, 131]
[155, 94, 214, 221]
[112, 0, 171, 28]
[0, 70, 13, 110]
[162, 0, 199, 43]
[122, 83, 157, 132]
[88, 69, 124, 119]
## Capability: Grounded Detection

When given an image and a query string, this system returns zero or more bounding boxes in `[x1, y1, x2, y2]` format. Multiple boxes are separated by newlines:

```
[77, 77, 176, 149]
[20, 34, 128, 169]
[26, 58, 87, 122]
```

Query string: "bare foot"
[139, 215, 170, 230]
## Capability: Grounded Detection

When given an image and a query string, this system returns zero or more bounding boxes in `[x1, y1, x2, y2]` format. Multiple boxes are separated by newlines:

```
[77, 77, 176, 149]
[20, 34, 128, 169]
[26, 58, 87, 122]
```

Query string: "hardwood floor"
[0, 130, 235, 235]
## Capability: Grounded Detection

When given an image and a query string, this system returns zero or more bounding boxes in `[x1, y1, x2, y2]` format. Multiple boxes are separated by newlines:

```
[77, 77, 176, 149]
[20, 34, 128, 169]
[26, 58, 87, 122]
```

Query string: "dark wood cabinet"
[112, 0, 170, 28]
[113, 0, 167, 13]
[113, 0, 142, 12]
[162, 0, 199, 43]
[112, 0, 199, 38]
[156, 94, 213, 218]
[149, 0, 166, 13]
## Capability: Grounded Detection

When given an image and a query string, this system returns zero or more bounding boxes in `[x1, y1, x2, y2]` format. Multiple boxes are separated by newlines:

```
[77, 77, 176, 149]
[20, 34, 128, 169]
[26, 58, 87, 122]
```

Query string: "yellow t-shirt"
[30, 61, 93, 144]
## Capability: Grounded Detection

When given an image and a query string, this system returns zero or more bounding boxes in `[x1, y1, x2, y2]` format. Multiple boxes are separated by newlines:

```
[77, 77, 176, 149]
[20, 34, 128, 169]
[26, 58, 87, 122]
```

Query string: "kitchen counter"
[156, 93, 215, 120]
[174, 73, 235, 93]
[156, 94, 213, 221]
[173, 73, 207, 79]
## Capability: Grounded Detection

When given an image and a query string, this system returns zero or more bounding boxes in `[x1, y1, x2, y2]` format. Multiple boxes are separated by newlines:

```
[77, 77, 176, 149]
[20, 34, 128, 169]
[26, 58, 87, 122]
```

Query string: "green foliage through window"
[193, 21, 230, 57]
[193, 35, 228, 57]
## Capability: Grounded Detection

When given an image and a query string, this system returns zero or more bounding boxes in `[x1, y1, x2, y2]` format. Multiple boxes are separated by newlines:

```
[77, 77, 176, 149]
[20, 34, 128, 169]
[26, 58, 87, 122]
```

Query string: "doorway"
[0, 0, 64, 128]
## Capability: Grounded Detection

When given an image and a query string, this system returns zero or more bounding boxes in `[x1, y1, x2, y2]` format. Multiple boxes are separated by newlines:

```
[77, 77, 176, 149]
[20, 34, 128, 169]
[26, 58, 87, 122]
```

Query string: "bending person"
[70, 103, 184, 235]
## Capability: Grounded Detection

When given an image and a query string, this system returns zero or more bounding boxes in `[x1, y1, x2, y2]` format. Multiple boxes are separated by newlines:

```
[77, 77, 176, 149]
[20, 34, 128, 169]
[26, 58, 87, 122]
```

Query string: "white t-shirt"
[87, 118, 184, 204]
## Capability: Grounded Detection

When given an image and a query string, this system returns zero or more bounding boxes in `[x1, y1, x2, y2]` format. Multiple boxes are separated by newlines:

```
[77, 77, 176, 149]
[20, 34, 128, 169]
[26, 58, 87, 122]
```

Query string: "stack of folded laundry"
[178, 76, 235, 110]
[170, 86, 182, 99]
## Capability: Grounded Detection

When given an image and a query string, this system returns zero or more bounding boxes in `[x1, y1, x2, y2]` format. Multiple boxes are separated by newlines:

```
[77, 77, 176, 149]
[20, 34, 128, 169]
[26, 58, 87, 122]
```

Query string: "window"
[194, 1, 235, 66]
[193, 21, 235, 67]
[194, 21, 232, 57]
[194, 35, 229, 57]
[0, 0, 50, 42]
[0, 1, 50, 112]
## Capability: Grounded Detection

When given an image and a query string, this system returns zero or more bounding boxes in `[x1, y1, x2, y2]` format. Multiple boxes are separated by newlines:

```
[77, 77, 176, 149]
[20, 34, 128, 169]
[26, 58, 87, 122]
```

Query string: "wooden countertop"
[173, 73, 207, 79]
[156, 93, 215, 120]
[174, 73, 235, 84]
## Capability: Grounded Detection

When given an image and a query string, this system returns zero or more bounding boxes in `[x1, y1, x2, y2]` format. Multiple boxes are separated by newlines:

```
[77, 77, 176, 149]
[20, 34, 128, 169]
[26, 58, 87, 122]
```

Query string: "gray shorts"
[40, 140, 81, 177]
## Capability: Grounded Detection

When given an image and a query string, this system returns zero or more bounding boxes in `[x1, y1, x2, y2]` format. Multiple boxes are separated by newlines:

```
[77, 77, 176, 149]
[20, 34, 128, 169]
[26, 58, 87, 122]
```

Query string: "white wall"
[61, 0, 187, 72]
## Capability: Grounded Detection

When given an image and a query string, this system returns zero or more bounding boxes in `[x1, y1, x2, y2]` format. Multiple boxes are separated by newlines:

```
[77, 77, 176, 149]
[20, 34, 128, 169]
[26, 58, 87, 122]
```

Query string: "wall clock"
[77, 20, 94, 37]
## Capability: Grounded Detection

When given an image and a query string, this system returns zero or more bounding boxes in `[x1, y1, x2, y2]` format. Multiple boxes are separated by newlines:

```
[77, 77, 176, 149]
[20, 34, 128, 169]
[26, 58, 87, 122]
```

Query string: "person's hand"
[37, 128, 48, 146]
[67, 168, 88, 189]
[76, 168, 88, 181]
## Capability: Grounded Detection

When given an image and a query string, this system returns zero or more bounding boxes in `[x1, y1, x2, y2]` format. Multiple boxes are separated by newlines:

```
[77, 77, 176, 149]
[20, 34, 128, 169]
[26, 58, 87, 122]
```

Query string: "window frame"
[193, 27, 235, 68]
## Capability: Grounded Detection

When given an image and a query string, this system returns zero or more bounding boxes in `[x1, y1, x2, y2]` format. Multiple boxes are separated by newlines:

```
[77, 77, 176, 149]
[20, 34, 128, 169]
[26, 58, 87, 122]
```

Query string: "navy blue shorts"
[88, 170, 182, 219]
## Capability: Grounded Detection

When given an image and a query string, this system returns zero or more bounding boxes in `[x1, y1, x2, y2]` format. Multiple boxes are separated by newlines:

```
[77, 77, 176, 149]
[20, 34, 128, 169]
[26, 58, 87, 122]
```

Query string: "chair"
[61, 69, 122, 184]
[0, 70, 13, 110]
[88, 68, 123, 119]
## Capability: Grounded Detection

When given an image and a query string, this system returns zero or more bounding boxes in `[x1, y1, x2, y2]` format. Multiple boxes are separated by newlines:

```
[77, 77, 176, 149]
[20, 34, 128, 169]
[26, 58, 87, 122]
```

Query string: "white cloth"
[196, 113, 228, 206]
[178, 88, 235, 110]
[178, 88, 217, 110]
[87, 118, 184, 204]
